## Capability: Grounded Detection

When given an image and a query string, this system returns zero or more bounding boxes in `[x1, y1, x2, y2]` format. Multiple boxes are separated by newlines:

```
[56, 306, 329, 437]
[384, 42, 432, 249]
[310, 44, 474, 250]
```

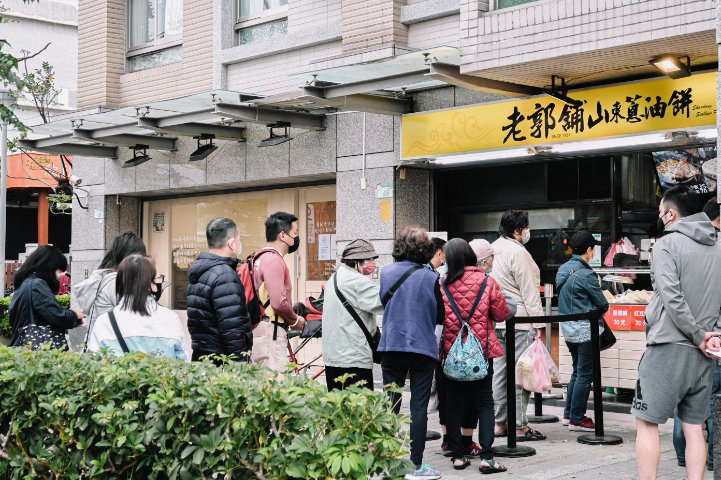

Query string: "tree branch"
[17, 42, 50, 62]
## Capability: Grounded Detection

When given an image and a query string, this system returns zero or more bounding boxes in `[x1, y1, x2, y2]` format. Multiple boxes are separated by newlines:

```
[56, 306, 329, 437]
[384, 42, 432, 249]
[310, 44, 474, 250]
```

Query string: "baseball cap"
[570, 231, 601, 254]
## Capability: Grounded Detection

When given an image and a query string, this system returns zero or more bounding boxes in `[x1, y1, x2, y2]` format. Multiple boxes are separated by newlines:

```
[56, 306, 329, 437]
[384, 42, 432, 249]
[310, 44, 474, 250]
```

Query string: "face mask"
[284, 233, 300, 254]
[522, 229, 531, 244]
[56, 270, 63, 280]
[656, 218, 666, 234]
[361, 261, 377, 276]
[151, 283, 163, 302]
[230, 239, 243, 259]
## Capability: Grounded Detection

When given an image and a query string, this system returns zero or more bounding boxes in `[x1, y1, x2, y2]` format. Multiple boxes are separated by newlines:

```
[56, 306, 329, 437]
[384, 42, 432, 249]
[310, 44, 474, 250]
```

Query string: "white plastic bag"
[515, 338, 553, 393]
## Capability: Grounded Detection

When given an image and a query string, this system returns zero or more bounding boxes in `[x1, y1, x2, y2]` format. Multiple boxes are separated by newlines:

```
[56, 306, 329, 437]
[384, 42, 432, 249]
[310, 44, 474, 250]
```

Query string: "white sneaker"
[562, 416, 570, 426]
[404, 463, 442, 480]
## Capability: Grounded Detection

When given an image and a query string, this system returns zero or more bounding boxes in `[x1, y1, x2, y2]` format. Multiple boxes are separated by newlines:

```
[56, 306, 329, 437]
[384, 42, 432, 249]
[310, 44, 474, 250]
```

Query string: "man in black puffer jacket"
[187, 217, 252, 363]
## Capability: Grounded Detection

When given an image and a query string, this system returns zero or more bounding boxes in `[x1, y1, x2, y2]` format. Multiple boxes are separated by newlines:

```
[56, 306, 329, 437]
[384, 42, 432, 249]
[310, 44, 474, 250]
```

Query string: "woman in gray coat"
[73, 232, 147, 350]
[322, 239, 383, 391]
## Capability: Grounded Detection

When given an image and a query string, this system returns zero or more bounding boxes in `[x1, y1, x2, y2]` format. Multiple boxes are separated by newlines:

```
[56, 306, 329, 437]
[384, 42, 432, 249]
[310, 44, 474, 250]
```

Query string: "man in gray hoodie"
[634, 186, 721, 480]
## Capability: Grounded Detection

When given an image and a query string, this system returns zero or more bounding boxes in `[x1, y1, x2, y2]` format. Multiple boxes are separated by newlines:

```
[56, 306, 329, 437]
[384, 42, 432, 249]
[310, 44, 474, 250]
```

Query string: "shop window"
[237, 18, 288, 45]
[305, 201, 336, 281]
[128, 0, 182, 52]
[169, 199, 268, 309]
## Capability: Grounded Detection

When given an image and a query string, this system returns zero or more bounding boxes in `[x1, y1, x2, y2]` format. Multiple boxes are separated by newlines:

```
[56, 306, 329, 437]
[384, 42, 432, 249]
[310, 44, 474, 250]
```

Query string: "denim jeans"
[673, 362, 721, 465]
[564, 340, 594, 424]
[382, 351, 436, 467]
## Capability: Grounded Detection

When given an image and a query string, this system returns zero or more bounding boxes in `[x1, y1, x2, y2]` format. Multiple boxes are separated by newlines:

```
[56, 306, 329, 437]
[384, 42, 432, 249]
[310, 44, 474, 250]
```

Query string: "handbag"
[599, 318, 617, 351]
[333, 273, 382, 364]
[15, 280, 69, 351]
[441, 276, 490, 382]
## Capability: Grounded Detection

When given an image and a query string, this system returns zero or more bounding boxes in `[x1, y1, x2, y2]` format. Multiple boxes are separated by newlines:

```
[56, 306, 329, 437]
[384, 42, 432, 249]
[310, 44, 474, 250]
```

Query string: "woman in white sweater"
[87, 254, 189, 362]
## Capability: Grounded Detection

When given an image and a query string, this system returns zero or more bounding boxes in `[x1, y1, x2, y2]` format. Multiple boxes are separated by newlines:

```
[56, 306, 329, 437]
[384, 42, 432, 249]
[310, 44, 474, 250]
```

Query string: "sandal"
[516, 427, 546, 442]
[479, 459, 507, 474]
[452, 456, 471, 470]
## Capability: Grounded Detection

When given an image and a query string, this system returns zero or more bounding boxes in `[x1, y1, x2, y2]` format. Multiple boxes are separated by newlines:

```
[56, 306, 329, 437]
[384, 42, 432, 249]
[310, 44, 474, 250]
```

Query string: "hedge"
[0, 295, 71, 339]
[0, 347, 411, 479]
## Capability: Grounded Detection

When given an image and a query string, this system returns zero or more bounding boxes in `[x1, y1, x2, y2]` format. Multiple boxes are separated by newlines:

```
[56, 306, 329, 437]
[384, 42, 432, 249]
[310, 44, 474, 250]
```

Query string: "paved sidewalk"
[406, 401, 714, 479]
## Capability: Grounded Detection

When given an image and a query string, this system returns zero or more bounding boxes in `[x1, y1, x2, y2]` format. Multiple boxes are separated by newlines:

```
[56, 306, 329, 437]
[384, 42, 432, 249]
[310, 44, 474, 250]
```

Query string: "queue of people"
[6, 194, 721, 480]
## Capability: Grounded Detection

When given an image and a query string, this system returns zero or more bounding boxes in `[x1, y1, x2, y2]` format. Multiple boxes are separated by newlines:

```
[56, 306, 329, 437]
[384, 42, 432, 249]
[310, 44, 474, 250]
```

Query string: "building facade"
[20, 0, 720, 371]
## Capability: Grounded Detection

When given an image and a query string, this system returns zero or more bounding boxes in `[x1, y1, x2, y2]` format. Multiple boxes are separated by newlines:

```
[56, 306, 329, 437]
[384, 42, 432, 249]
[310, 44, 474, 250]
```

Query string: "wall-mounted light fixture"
[650, 55, 691, 79]
[432, 147, 531, 165]
[123, 145, 151, 168]
[259, 121, 292, 147]
[544, 75, 583, 108]
[189, 134, 218, 161]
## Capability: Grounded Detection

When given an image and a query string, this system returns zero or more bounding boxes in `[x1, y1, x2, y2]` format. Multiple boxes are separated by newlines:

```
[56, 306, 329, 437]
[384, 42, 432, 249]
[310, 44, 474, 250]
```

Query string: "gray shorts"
[631, 343, 715, 425]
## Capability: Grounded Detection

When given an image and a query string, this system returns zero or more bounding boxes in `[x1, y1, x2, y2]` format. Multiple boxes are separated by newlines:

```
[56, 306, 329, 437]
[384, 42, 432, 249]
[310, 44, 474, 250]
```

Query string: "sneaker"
[562, 416, 570, 426]
[404, 463, 442, 480]
[441, 442, 453, 457]
[568, 416, 596, 432]
[465, 441, 483, 457]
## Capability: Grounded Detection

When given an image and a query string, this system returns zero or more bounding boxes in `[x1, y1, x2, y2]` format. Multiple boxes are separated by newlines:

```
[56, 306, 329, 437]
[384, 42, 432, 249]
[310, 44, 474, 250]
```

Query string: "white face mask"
[56, 270, 63, 279]
[522, 229, 531, 244]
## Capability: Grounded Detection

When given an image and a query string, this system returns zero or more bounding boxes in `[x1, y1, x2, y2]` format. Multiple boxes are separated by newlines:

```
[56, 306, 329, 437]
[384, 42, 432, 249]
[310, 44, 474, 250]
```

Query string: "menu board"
[652, 146, 717, 194]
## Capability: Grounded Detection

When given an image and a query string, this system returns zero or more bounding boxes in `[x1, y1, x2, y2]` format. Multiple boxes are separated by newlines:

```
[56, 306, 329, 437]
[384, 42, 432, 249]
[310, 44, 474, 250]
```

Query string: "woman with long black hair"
[74, 232, 147, 348]
[439, 239, 509, 474]
[9, 245, 85, 349]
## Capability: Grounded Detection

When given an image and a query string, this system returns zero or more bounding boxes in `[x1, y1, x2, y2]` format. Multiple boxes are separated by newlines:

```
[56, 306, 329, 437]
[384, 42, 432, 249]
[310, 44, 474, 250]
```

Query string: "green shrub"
[0, 294, 72, 338]
[0, 347, 411, 479]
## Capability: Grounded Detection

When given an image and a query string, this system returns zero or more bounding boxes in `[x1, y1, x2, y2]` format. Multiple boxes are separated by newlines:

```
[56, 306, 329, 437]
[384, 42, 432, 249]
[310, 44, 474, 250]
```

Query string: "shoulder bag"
[441, 276, 490, 381]
[557, 267, 616, 351]
[107, 310, 130, 354]
[380, 265, 423, 307]
[333, 273, 382, 364]
[16, 279, 69, 351]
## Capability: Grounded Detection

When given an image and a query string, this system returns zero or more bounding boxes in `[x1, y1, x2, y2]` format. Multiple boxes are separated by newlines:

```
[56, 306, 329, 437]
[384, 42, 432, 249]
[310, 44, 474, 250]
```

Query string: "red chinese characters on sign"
[631, 305, 647, 331]
[604, 305, 632, 331]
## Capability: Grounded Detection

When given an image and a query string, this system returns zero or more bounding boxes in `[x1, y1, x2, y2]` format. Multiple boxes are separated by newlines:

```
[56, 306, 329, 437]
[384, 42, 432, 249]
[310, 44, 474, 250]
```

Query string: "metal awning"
[254, 45, 546, 114]
[18, 90, 331, 157]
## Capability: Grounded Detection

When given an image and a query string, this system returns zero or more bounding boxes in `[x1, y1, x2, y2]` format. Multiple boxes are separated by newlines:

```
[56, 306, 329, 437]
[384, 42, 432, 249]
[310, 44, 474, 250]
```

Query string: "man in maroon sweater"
[251, 211, 306, 371]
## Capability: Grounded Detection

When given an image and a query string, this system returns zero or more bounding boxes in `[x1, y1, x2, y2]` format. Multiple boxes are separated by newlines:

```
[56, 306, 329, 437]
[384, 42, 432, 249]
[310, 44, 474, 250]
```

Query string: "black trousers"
[436, 361, 479, 429]
[444, 362, 495, 460]
[382, 351, 436, 467]
[325, 366, 374, 391]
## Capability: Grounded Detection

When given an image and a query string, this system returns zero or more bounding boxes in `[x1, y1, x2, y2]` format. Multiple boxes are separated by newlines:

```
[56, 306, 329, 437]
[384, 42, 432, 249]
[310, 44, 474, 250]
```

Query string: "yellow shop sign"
[401, 72, 716, 159]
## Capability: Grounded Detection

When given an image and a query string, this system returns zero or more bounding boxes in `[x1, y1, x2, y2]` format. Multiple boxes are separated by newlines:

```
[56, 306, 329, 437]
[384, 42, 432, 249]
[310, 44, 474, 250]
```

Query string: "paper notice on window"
[318, 234, 332, 261]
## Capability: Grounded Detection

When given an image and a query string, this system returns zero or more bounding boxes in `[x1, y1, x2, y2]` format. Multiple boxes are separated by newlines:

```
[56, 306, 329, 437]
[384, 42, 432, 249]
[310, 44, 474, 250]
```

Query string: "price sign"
[631, 305, 647, 331]
[605, 305, 632, 331]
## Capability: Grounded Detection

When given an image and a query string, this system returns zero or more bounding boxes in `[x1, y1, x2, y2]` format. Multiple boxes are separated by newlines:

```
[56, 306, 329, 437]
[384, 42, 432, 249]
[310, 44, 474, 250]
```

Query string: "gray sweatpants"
[493, 329, 534, 429]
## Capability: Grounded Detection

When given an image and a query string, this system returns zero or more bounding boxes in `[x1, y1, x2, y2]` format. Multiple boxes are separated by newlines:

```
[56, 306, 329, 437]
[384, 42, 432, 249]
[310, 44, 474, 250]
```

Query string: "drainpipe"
[361, 112, 367, 189]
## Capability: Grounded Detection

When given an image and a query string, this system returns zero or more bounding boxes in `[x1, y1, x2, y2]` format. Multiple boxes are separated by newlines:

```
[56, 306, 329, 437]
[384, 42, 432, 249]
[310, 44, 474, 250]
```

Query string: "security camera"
[70, 175, 82, 187]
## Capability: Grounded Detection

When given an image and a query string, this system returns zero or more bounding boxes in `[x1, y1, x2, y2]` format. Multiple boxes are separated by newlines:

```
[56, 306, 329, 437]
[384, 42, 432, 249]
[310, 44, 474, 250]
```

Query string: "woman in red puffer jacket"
[440, 238, 510, 474]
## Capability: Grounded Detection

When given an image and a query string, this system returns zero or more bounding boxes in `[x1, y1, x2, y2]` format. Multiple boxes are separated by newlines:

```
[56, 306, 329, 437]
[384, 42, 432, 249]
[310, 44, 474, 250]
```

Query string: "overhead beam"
[145, 109, 216, 128]
[213, 103, 324, 130]
[320, 93, 411, 115]
[137, 118, 246, 140]
[307, 71, 431, 98]
[426, 62, 542, 96]
[18, 140, 118, 158]
[73, 130, 177, 150]
[30, 134, 74, 148]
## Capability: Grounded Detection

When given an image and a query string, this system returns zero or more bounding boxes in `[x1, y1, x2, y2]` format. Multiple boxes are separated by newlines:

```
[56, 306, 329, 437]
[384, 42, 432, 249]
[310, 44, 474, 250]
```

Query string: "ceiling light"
[123, 145, 151, 168]
[189, 134, 218, 161]
[544, 75, 583, 108]
[433, 148, 531, 165]
[259, 121, 292, 147]
[552, 133, 670, 154]
[650, 55, 691, 79]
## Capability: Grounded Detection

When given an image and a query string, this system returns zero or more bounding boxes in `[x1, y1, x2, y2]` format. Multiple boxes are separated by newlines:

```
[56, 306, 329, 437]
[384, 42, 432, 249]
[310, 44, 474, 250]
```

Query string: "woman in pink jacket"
[440, 239, 510, 474]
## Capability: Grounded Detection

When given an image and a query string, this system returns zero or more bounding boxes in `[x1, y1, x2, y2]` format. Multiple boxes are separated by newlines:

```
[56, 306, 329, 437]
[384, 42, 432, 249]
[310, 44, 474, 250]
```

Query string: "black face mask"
[286, 234, 300, 254]
[151, 283, 163, 302]
[656, 218, 666, 236]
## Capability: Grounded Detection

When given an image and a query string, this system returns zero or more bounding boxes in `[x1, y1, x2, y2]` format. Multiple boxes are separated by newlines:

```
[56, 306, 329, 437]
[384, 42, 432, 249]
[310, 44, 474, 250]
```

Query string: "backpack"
[236, 248, 286, 326]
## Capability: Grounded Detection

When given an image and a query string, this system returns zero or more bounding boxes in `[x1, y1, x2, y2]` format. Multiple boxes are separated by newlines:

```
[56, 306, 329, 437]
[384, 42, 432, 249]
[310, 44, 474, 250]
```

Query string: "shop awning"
[7, 152, 71, 189]
[18, 89, 328, 157]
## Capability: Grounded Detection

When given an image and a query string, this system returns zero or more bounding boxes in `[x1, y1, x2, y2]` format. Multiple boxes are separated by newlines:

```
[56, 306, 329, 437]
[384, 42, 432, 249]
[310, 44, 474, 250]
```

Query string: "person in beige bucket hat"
[322, 239, 383, 391]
